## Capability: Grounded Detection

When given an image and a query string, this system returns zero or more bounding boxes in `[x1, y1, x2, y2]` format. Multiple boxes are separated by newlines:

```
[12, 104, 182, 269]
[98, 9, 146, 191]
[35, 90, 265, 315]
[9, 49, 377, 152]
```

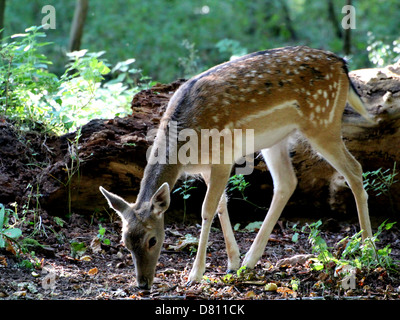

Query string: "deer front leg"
[242, 140, 297, 268]
[201, 172, 240, 273]
[217, 194, 241, 272]
[188, 165, 232, 284]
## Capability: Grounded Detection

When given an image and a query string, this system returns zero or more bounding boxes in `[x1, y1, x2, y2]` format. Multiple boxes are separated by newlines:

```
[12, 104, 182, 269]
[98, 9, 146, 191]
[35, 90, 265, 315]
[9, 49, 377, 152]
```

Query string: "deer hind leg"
[242, 138, 297, 269]
[188, 164, 232, 284]
[202, 171, 240, 273]
[306, 135, 372, 239]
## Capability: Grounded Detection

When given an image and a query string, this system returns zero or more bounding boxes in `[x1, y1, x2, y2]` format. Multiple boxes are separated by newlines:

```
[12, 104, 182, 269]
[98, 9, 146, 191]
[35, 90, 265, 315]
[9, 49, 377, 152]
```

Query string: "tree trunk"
[68, 0, 89, 52]
[0, 0, 6, 40]
[327, 0, 342, 39]
[280, 0, 298, 41]
[343, 0, 352, 55]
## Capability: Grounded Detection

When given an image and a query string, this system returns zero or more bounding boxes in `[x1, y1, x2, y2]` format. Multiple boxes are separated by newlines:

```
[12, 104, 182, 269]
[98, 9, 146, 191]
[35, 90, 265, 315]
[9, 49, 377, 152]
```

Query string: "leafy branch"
[227, 174, 268, 211]
[363, 162, 398, 213]
[173, 178, 197, 223]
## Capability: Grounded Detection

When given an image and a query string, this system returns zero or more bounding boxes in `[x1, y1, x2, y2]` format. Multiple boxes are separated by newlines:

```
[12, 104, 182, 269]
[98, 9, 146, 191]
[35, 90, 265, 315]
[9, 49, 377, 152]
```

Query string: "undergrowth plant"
[0, 204, 22, 251]
[228, 174, 268, 211]
[178, 40, 201, 79]
[294, 220, 398, 273]
[173, 178, 197, 223]
[97, 224, 111, 245]
[0, 26, 59, 131]
[0, 25, 152, 135]
[362, 162, 398, 213]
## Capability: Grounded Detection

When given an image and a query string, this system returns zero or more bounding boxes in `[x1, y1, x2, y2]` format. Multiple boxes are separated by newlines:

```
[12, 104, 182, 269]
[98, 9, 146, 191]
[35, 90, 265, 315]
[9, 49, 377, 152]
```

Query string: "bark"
[0, 0, 6, 40]
[68, 0, 89, 52]
[343, 0, 352, 55]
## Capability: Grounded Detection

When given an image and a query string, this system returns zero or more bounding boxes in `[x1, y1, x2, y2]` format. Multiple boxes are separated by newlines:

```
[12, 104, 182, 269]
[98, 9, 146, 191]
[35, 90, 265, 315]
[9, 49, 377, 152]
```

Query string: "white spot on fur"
[328, 79, 342, 123]
[235, 100, 303, 127]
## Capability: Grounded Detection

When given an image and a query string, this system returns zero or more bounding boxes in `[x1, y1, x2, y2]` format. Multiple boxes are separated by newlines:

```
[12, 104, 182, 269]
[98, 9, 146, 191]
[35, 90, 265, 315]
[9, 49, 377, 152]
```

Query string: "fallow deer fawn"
[100, 46, 374, 290]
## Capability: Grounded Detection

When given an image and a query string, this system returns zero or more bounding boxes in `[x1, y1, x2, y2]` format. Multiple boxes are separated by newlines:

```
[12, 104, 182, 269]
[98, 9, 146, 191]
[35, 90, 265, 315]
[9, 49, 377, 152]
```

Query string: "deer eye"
[148, 237, 157, 248]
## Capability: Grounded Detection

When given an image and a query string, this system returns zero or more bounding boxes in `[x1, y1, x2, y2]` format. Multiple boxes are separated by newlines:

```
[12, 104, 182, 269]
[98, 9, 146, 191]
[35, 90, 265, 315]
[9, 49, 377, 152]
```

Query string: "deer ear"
[150, 183, 170, 217]
[99, 186, 131, 219]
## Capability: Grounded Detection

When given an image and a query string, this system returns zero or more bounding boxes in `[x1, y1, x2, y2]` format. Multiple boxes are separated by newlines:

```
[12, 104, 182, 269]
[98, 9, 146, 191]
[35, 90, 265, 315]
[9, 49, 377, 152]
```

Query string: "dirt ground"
[1, 208, 399, 301]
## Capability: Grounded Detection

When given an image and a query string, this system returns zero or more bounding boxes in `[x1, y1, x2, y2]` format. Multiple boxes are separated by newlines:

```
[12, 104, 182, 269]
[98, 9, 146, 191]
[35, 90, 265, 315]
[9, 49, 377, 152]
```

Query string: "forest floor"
[1, 209, 400, 301]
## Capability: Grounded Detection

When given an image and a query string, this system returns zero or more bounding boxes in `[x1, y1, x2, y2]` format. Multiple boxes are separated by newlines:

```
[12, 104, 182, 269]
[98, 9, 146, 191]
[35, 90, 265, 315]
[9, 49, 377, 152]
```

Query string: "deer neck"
[136, 161, 181, 205]
[136, 120, 183, 205]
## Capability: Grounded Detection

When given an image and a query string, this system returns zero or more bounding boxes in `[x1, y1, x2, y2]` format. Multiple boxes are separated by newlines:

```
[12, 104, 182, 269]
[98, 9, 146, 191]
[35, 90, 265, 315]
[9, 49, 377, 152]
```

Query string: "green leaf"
[98, 225, 106, 236]
[244, 221, 263, 232]
[310, 260, 324, 271]
[0, 205, 5, 230]
[70, 241, 86, 258]
[385, 221, 396, 230]
[11, 33, 29, 38]
[172, 187, 182, 194]
[4, 228, 22, 239]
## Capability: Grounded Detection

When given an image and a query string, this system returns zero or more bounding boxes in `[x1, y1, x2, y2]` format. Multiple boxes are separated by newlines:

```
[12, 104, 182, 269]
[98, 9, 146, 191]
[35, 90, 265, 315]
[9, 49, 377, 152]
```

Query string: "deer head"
[99, 183, 170, 290]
